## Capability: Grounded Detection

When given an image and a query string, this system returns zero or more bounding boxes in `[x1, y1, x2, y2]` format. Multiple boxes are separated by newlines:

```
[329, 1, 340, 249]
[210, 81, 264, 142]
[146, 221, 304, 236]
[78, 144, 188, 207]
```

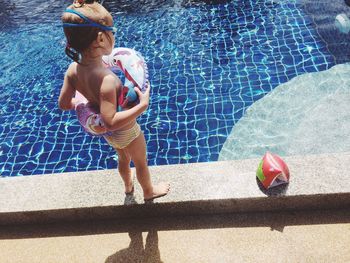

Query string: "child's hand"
[134, 85, 150, 109]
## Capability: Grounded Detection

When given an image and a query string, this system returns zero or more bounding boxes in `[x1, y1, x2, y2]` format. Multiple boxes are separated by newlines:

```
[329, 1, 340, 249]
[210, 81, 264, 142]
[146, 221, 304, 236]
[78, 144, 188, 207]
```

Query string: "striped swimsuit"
[103, 122, 141, 149]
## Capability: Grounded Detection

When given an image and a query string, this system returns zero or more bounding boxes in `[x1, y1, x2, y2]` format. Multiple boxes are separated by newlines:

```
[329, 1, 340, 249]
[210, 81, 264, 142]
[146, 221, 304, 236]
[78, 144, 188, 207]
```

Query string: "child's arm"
[58, 65, 77, 111]
[100, 74, 149, 130]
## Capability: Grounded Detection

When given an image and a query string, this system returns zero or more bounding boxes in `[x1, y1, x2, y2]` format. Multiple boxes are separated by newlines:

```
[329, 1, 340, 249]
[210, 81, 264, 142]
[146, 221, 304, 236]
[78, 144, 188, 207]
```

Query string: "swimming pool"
[0, 0, 349, 176]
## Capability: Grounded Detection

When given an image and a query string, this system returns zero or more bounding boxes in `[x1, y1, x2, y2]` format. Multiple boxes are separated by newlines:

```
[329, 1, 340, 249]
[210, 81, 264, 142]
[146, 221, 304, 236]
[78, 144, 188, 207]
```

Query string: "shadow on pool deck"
[1, 208, 349, 263]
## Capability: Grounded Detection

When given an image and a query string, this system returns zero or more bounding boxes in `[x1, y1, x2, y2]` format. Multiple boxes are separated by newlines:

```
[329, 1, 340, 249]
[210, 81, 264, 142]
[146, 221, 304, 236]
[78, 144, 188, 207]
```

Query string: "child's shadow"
[105, 195, 163, 263]
[105, 230, 163, 263]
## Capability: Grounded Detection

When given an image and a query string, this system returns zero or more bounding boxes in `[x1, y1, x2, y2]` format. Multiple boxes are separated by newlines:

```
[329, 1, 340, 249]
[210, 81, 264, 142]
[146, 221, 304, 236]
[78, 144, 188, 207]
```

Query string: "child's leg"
[126, 133, 170, 201]
[116, 148, 133, 194]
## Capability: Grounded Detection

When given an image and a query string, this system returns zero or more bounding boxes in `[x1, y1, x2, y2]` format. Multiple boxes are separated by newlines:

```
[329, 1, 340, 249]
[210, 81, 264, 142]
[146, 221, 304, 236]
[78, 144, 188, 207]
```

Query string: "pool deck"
[0, 152, 349, 225]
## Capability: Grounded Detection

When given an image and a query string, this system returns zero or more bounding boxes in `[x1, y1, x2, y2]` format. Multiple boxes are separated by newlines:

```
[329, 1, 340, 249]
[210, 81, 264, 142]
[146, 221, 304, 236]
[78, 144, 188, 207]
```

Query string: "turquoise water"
[219, 63, 350, 161]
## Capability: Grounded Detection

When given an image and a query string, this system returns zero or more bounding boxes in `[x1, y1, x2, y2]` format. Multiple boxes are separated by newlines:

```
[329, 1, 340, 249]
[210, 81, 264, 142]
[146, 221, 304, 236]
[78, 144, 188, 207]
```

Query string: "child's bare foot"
[144, 182, 170, 202]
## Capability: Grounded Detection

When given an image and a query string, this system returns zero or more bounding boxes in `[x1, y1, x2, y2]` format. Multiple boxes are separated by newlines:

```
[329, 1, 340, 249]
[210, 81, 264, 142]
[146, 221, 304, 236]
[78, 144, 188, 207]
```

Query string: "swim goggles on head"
[62, 9, 117, 33]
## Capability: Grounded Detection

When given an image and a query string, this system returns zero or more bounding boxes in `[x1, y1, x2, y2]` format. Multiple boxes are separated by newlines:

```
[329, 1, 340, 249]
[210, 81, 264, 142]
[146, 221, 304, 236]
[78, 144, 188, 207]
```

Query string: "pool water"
[0, 0, 348, 176]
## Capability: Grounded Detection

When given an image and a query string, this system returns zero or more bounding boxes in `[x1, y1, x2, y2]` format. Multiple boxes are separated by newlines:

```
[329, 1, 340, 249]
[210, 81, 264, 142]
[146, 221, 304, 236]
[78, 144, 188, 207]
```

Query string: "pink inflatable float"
[74, 47, 149, 136]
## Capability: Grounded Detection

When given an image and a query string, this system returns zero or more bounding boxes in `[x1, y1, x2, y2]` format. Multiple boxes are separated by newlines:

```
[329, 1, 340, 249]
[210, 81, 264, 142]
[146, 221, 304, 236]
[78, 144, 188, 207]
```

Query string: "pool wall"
[1, 152, 349, 225]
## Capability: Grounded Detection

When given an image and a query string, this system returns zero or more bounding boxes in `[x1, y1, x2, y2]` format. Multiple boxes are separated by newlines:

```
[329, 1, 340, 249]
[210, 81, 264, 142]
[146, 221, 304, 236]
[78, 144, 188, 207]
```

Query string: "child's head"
[61, 0, 115, 62]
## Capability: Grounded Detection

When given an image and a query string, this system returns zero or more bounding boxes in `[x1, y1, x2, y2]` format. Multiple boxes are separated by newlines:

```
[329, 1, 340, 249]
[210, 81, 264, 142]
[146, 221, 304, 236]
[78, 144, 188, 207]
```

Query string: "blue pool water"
[0, 0, 348, 176]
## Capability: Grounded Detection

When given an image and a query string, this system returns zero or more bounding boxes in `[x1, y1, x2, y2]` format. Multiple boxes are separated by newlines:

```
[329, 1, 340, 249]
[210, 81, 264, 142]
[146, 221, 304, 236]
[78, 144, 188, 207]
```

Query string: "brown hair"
[61, 0, 112, 62]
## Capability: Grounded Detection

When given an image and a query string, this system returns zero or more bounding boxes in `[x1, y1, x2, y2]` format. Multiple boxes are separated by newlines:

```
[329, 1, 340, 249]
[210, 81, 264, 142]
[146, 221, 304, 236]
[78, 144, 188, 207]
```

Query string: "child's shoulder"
[65, 62, 78, 78]
[100, 70, 122, 92]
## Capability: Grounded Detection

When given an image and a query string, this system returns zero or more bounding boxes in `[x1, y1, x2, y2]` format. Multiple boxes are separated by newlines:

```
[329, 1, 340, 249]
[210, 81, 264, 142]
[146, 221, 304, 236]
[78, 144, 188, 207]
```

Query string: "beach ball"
[256, 152, 290, 189]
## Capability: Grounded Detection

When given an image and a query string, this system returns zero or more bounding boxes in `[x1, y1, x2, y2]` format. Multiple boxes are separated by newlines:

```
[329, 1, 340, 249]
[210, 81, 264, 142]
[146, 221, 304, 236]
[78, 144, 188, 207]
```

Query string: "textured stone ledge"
[0, 152, 349, 225]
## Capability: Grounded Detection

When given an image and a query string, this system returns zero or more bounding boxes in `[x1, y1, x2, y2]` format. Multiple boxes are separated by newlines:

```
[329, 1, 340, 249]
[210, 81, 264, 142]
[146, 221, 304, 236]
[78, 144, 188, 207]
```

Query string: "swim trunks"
[103, 122, 141, 149]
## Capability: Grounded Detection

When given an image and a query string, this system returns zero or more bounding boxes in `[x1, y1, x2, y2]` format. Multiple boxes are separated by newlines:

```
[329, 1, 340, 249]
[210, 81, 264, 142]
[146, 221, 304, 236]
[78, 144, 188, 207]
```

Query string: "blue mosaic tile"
[0, 0, 344, 176]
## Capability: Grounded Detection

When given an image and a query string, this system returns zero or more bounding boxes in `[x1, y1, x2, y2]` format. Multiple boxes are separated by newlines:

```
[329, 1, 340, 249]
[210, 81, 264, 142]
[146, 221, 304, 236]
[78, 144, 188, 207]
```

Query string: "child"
[58, 0, 170, 202]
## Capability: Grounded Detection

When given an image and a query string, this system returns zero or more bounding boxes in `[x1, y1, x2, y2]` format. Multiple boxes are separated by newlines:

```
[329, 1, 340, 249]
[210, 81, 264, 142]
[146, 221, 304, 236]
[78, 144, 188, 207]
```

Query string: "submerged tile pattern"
[0, 0, 336, 176]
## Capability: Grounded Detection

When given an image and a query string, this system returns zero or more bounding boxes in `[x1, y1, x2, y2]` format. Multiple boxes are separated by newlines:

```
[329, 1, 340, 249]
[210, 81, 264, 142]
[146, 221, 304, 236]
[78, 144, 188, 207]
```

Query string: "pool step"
[0, 152, 349, 225]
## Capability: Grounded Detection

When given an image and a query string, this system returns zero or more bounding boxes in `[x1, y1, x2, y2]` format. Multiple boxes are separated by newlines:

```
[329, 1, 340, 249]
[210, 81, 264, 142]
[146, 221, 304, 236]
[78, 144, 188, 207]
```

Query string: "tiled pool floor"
[0, 0, 341, 176]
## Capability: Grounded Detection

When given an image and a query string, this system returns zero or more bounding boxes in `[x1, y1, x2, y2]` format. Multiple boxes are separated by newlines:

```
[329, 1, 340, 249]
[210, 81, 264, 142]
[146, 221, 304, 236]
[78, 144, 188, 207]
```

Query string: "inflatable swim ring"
[75, 47, 149, 136]
[74, 91, 109, 136]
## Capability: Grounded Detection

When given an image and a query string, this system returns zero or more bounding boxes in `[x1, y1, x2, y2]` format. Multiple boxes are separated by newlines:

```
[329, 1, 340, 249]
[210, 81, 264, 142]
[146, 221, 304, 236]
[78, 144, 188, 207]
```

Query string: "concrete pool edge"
[1, 152, 349, 225]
